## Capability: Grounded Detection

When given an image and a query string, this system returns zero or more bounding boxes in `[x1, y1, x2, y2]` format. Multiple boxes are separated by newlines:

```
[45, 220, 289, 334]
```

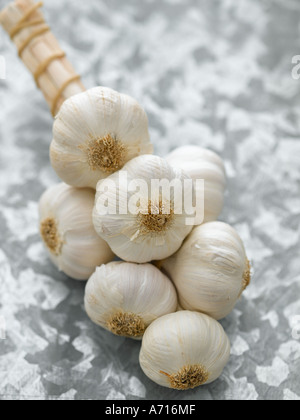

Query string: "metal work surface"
[0, 0, 299, 400]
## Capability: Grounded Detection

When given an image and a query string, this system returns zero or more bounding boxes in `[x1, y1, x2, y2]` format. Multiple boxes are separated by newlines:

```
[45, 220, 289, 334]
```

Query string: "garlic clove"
[166, 145, 226, 223]
[39, 183, 115, 280]
[139, 311, 231, 389]
[84, 262, 178, 339]
[50, 86, 153, 189]
[161, 221, 251, 320]
[93, 154, 195, 263]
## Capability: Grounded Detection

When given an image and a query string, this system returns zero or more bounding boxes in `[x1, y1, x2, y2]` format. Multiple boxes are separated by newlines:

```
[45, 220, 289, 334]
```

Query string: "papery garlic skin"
[162, 222, 251, 320]
[84, 262, 178, 339]
[139, 311, 230, 389]
[39, 183, 114, 280]
[93, 155, 195, 263]
[166, 146, 226, 223]
[50, 87, 153, 189]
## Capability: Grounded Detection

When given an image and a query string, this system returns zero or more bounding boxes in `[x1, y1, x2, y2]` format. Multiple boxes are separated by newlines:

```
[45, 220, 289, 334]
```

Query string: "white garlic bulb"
[93, 154, 195, 263]
[139, 311, 231, 389]
[162, 222, 251, 320]
[50, 86, 153, 189]
[166, 145, 226, 223]
[39, 183, 114, 280]
[84, 262, 178, 339]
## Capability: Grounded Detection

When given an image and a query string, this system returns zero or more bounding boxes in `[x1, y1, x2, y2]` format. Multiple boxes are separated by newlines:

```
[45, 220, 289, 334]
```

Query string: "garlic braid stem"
[0, 0, 86, 116]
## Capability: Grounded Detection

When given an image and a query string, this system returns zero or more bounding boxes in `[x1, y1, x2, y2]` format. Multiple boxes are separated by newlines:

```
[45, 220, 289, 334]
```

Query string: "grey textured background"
[0, 0, 300, 400]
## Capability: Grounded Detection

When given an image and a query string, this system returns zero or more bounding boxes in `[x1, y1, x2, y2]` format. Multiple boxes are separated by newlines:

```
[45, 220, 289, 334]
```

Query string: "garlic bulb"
[39, 183, 114, 280]
[93, 154, 195, 263]
[139, 311, 231, 389]
[50, 87, 153, 189]
[166, 145, 226, 223]
[162, 222, 251, 320]
[84, 262, 178, 339]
